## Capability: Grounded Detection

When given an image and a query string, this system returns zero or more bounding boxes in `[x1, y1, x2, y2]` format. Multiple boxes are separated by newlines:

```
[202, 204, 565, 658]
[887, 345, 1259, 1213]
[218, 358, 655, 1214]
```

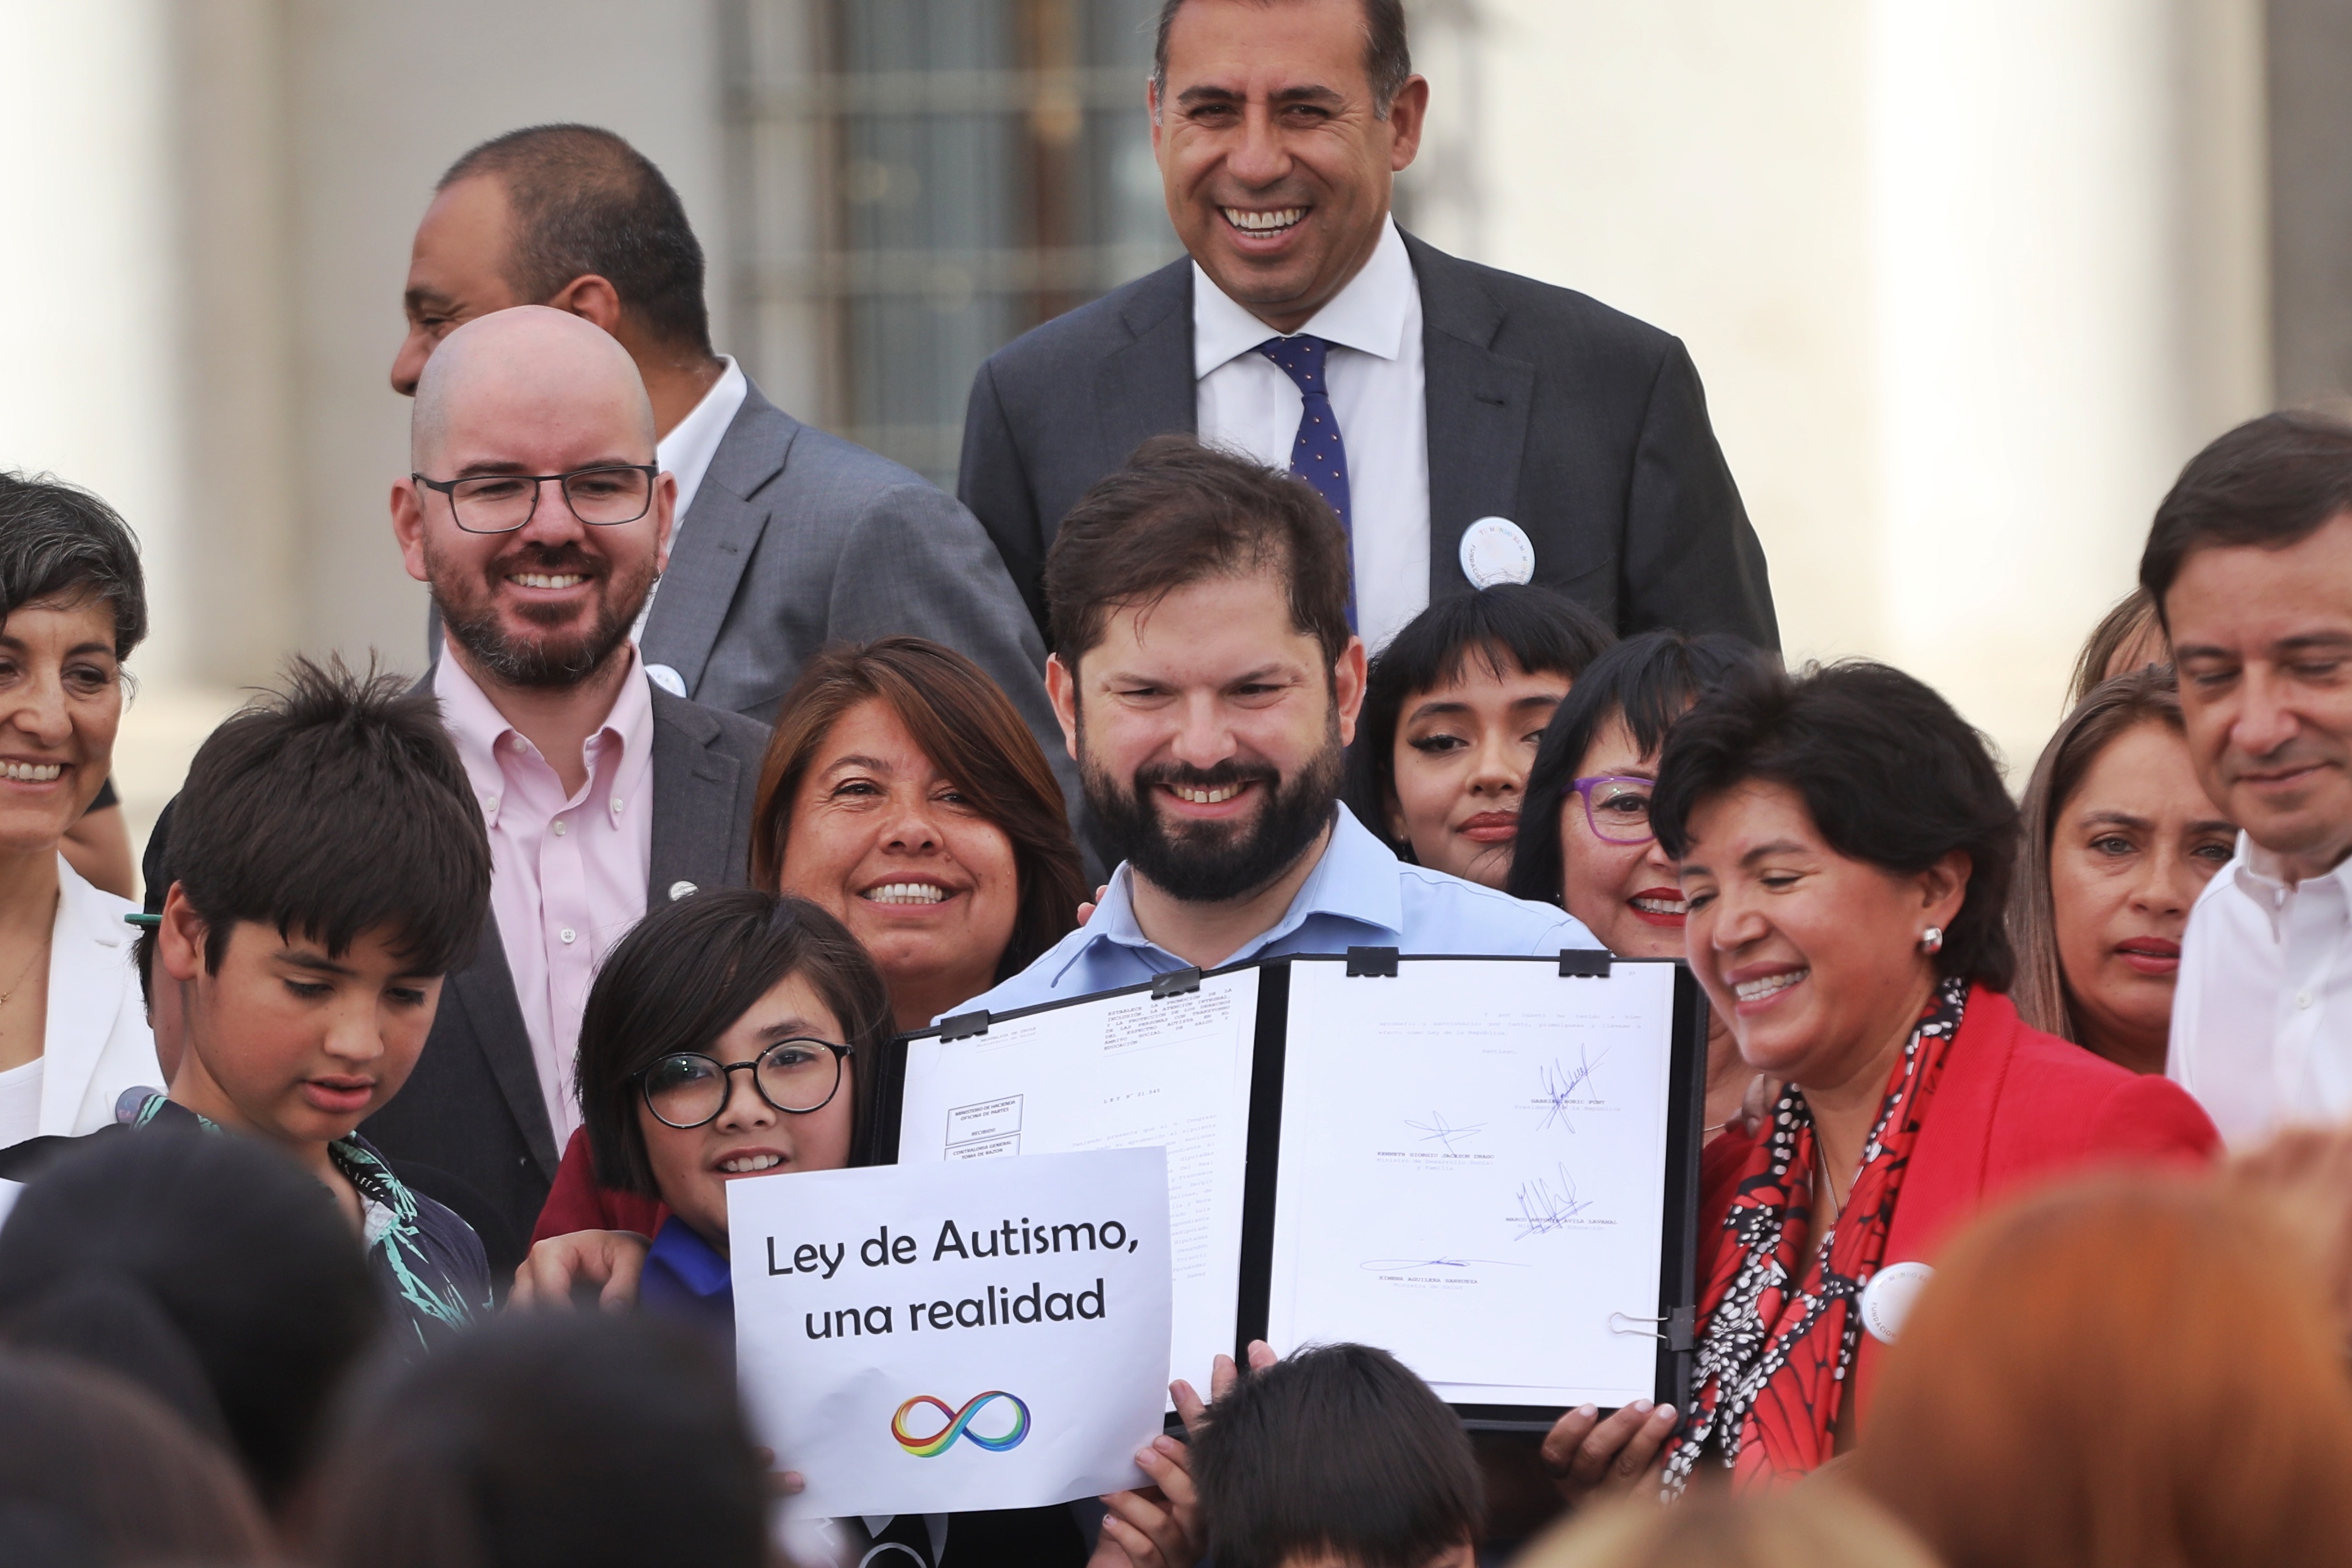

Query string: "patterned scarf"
[330, 1135, 481, 1349]
[1662, 976, 1968, 1494]
[133, 1094, 478, 1349]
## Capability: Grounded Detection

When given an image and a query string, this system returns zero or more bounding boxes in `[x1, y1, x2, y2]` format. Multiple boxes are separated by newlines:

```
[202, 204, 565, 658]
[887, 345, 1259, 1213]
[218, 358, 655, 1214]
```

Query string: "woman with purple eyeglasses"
[1507, 631, 1770, 1143]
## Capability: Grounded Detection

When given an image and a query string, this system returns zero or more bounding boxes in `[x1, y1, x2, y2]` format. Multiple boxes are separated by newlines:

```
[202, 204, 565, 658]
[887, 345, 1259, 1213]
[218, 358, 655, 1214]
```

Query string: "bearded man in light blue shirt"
[960, 435, 1593, 1020]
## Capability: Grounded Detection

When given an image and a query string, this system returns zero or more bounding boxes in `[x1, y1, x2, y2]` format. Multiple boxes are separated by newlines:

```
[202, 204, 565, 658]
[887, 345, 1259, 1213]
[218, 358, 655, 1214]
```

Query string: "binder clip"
[1151, 966, 1202, 1000]
[1345, 946, 1400, 978]
[938, 1009, 991, 1043]
[1558, 949, 1613, 978]
[1608, 1308, 1696, 1351]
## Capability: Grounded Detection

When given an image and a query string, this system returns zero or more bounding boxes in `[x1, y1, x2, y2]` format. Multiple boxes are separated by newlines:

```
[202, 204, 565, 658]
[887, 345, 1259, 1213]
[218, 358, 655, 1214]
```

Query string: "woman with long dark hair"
[2008, 668, 2234, 1074]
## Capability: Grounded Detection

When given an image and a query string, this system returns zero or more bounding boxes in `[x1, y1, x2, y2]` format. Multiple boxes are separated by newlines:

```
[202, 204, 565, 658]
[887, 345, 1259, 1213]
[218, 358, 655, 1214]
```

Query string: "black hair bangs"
[169, 659, 490, 979]
[1346, 585, 1616, 859]
[1191, 1342, 1481, 1568]
[1650, 659, 2019, 992]
[576, 891, 893, 1198]
[1505, 631, 1767, 906]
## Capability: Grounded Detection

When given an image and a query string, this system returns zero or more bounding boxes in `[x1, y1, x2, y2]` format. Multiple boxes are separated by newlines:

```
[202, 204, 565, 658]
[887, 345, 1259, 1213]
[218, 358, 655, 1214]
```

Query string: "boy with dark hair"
[16, 658, 498, 1349]
[1190, 1342, 1482, 1568]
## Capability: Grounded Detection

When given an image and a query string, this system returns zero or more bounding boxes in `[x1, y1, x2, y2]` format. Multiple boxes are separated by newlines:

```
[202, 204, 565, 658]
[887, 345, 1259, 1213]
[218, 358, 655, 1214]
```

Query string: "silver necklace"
[1814, 1140, 1846, 1222]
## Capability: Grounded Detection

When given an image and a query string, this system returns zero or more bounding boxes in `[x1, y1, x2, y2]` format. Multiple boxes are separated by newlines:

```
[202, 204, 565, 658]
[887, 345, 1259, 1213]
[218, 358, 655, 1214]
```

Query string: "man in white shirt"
[2151, 411, 2352, 1145]
[389, 124, 1076, 818]
[960, 0, 1776, 654]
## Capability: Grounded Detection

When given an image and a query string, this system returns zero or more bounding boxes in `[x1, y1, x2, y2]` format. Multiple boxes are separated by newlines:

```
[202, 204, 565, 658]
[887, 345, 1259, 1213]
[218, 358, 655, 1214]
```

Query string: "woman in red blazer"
[1538, 660, 2217, 1505]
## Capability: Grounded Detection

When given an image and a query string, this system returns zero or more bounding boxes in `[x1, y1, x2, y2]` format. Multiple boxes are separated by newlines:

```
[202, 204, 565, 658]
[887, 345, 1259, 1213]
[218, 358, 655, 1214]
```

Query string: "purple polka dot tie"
[1255, 333, 1357, 631]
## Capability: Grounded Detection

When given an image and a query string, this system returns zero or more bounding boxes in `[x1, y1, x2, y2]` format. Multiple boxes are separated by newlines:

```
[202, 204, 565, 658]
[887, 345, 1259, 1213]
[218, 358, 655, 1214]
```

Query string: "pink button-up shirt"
[434, 647, 656, 1148]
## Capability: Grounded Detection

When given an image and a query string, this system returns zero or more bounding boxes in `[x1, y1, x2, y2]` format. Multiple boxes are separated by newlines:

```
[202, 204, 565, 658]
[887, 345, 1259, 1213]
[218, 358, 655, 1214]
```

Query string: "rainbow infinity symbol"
[891, 1390, 1032, 1458]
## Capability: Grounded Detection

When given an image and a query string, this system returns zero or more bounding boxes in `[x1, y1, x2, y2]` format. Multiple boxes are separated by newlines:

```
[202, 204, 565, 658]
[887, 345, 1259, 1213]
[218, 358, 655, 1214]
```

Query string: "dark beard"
[431, 542, 651, 690]
[1083, 733, 1343, 905]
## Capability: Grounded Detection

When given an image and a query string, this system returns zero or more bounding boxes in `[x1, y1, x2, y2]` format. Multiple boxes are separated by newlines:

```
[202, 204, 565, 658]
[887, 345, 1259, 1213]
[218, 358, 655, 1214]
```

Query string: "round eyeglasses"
[411, 464, 658, 534]
[1569, 774, 1657, 846]
[636, 1038, 853, 1130]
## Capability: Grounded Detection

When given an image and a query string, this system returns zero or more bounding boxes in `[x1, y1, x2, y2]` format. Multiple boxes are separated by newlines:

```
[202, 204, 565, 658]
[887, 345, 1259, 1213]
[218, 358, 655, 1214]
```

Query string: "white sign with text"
[730, 1148, 1172, 1518]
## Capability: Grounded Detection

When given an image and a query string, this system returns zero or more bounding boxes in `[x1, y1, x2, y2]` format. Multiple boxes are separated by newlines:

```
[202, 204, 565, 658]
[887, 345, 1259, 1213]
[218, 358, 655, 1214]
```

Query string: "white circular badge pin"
[1860, 1260, 1934, 1345]
[1459, 516, 1536, 588]
[645, 663, 687, 698]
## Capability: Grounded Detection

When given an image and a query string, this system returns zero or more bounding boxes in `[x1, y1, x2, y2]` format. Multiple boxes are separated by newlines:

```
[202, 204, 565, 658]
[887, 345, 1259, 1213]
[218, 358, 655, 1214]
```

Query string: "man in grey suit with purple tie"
[959, 0, 1778, 653]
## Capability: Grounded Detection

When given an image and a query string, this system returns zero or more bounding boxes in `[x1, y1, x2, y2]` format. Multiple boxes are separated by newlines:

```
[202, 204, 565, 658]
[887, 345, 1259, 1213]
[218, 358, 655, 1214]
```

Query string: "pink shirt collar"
[433, 643, 658, 828]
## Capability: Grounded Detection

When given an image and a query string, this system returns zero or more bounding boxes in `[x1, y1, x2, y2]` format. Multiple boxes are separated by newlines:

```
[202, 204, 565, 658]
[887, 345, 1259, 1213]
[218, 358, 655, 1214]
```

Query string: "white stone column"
[0, 0, 188, 681]
[1422, 0, 2268, 772]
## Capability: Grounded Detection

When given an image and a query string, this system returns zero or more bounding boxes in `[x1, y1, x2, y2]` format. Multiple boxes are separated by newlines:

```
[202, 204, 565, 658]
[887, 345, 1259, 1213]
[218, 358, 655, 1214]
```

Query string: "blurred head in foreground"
[0, 1128, 379, 1513]
[1854, 1174, 2352, 1568]
[1191, 1341, 1481, 1568]
[1517, 1485, 1935, 1568]
[306, 1310, 767, 1568]
[0, 1351, 271, 1567]
[2224, 1123, 2352, 1349]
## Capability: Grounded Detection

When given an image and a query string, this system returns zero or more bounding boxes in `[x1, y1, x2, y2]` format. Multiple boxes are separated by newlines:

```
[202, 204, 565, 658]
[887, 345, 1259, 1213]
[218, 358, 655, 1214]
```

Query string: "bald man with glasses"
[377, 305, 771, 1272]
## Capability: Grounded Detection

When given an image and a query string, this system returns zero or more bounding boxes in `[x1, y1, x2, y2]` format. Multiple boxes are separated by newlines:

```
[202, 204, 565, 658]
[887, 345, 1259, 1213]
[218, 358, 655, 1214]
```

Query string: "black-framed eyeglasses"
[411, 464, 658, 534]
[635, 1038, 854, 1130]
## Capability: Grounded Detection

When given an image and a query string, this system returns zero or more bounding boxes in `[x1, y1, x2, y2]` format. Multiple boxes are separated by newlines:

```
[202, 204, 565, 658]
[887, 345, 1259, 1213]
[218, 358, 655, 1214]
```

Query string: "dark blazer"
[637, 377, 1080, 815]
[959, 230, 1779, 648]
[359, 681, 770, 1281]
[1697, 987, 2217, 1427]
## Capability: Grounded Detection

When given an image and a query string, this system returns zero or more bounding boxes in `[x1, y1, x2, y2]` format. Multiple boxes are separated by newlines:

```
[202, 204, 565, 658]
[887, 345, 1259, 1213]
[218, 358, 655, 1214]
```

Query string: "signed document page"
[898, 968, 1260, 1394]
[1265, 959, 1675, 1407]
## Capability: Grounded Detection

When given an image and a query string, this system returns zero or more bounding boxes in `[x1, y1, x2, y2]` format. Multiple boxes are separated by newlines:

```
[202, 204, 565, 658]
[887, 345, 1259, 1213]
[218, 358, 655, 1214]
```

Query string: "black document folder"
[875, 949, 1708, 1429]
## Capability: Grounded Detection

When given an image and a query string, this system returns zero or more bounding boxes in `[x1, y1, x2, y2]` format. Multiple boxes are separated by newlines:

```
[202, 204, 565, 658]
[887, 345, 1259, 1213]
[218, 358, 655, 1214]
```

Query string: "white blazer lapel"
[38, 857, 148, 1135]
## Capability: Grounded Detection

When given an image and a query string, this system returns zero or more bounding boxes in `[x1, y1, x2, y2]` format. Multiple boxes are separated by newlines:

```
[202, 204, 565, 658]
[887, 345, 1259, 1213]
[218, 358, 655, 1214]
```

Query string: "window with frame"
[728, 0, 1178, 486]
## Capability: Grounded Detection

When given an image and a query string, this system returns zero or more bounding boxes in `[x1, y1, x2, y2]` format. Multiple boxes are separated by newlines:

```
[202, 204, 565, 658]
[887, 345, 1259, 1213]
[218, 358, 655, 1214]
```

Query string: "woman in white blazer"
[0, 476, 161, 1148]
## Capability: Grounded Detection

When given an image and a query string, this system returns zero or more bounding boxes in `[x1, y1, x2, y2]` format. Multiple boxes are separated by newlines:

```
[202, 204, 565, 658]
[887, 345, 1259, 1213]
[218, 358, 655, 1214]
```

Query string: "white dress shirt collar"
[658, 355, 748, 527]
[2170, 830, 2352, 1145]
[2231, 832, 2352, 932]
[1192, 216, 1416, 379]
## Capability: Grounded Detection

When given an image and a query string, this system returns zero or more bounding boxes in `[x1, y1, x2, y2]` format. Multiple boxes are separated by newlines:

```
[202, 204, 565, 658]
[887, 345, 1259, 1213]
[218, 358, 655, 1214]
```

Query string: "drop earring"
[1919, 926, 1944, 954]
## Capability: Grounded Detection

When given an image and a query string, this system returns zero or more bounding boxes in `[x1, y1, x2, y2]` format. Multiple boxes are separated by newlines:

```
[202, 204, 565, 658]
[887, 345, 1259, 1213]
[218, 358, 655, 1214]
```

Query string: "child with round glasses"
[553, 888, 884, 1334]
[521, 888, 1201, 1568]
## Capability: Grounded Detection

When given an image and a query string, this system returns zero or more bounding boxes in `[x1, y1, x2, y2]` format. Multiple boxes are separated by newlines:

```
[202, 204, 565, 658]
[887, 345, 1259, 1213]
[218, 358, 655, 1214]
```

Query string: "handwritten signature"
[1404, 1110, 1487, 1155]
[1512, 1164, 1599, 1237]
[1535, 1046, 1609, 1132]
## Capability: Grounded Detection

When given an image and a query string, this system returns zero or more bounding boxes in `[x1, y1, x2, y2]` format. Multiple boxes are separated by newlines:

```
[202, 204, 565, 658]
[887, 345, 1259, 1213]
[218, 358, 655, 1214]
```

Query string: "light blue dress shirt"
[960, 808, 1598, 1017]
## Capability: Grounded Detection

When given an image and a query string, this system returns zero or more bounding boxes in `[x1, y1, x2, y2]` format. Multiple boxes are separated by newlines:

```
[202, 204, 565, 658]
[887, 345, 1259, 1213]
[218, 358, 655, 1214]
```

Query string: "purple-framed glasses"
[1569, 774, 1656, 845]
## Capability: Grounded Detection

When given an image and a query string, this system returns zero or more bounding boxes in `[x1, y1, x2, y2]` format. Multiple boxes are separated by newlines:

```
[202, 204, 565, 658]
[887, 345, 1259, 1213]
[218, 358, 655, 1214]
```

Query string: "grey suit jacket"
[639, 377, 1080, 811]
[958, 231, 1779, 650]
[359, 680, 770, 1278]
